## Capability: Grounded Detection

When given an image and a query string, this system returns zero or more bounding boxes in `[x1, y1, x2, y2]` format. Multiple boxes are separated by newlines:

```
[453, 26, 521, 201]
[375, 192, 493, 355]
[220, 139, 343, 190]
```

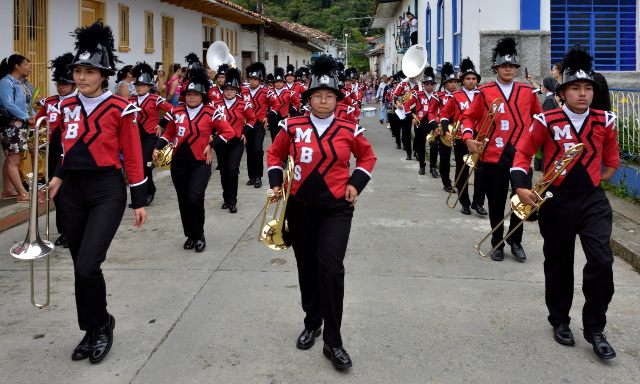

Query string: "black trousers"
[482, 162, 524, 249]
[216, 139, 244, 206]
[401, 116, 413, 157]
[170, 160, 211, 240]
[286, 196, 354, 348]
[140, 130, 157, 196]
[59, 170, 126, 331]
[453, 141, 485, 208]
[439, 142, 452, 187]
[539, 188, 614, 333]
[268, 112, 283, 142]
[245, 121, 266, 180]
[388, 113, 401, 147]
[48, 130, 64, 235]
[429, 138, 439, 169]
[414, 119, 428, 168]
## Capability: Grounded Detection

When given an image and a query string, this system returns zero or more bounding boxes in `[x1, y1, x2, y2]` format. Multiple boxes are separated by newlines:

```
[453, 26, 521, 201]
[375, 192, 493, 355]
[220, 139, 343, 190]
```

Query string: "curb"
[612, 238, 640, 272]
[0, 201, 54, 233]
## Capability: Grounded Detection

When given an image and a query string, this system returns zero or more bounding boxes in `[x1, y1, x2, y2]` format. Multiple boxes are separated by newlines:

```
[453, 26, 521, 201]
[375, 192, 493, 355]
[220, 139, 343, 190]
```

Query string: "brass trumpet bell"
[260, 219, 290, 250]
[148, 142, 175, 168]
[259, 157, 295, 250]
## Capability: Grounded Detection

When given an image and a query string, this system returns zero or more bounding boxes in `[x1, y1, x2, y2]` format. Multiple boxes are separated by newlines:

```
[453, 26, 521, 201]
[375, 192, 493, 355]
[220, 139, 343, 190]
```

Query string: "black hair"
[0, 54, 29, 79]
[591, 72, 611, 111]
[116, 65, 133, 82]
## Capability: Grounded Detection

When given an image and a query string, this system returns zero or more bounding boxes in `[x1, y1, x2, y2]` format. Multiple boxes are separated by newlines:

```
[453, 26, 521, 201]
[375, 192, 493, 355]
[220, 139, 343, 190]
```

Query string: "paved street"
[1, 109, 639, 384]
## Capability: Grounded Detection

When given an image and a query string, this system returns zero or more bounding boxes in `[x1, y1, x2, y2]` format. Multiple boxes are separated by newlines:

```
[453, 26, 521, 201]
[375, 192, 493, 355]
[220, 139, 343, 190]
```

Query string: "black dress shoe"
[221, 202, 229, 209]
[195, 237, 206, 252]
[461, 206, 471, 215]
[127, 202, 134, 209]
[406, 155, 412, 160]
[553, 323, 575, 346]
[418, 166, 425, 175]
[490, 249, 504, 261]
[585, 332, 616, 359]
[54, 234, 68, 247]
[183, 238, 195, 250]
[443, 185, 456, 193]
[510, 243, 527, 262]
[430, 168, 439, 178]
[471, 203, 488, 216]
[254, 178, 262, 188]
[89, 314, 115, 364]
[145, 194, 155, 206]
[396, 144, 401, 149]
[71, 332, 91, 361]
[323, 344, 352, 370]
[228, 205, 238, 213]
[246, 178, 256, 186]
[296, 327, 321, 350]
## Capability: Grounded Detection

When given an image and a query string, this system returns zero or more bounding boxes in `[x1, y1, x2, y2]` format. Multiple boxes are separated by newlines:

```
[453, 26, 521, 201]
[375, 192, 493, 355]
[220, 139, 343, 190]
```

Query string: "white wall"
[0, 0, 13, 57]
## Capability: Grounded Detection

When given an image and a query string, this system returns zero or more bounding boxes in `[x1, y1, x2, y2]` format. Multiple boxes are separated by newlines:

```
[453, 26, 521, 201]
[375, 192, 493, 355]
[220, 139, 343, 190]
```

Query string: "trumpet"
[440, 120, 461, 148]
[149, 142, 175, 168]
[426, 124, 440, 144]
[474, 143, 586, 258]
[10, 116, 54, 308]
[446, 99, 502, 208]
[259, 156, 294, 250]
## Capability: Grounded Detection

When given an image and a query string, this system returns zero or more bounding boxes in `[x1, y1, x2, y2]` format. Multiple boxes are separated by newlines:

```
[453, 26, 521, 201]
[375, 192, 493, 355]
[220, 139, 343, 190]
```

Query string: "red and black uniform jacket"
[404, 91, 439, 124]
[241, 85, 281, 123]
[339, 88, 361, 118]
[157, 104, 235, 164]
[293, 80, 307, 96]
[511, 106, 619, 192]
[461, 81, 543, 165]
[207, 86, 224, 103]
[128, 93, 172, 135]
[273, 86, 300, 118]
[439, 89, 479, 133]
[302, 105, 358, 124]
[34, 93, 72, 139]
[55, 93, 148, 208]
[267, 115, 377, 202]
[211, 98, 257, 138]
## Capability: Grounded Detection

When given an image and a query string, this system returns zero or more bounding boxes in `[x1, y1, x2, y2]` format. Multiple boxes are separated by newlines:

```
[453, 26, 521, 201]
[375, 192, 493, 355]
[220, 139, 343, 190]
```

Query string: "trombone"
[474, 143, 585, 258]
[259, 156, 295, 250]
[10, 116, 54, 308]
[446, 98, 502, 208]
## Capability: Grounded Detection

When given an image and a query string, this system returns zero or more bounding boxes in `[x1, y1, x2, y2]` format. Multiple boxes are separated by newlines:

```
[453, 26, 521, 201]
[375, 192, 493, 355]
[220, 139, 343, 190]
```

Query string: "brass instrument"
[446, 98, 502, 208]
[259, 156, 295, 250]
[10, 116, 54, 308]
[149, 142, 175, 168]
[440, 120, 460, 148]
[426, 124, 440, 144]
[475, 143, 586, 258]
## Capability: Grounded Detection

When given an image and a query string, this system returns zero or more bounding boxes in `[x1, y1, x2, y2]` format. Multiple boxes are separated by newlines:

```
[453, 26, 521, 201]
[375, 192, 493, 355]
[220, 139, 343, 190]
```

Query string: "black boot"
[89, 314, 115, 364]
[71, 332, 91, 361]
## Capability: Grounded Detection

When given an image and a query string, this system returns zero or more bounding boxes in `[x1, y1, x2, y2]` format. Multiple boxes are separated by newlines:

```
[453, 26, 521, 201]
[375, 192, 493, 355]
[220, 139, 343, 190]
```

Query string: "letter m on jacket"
[553, 124, 572, 140]
[295, 128, 312, 143]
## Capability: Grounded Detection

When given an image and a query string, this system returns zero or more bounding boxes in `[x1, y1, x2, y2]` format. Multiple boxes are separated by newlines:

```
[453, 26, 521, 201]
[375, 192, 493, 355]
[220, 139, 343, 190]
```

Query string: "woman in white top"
[115, 65, 135, 98]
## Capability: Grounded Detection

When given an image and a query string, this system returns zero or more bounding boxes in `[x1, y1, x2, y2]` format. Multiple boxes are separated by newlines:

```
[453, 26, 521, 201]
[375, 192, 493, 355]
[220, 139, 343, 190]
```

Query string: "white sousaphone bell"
[395, 44, 429, 119]
[206, 41, 236, 71]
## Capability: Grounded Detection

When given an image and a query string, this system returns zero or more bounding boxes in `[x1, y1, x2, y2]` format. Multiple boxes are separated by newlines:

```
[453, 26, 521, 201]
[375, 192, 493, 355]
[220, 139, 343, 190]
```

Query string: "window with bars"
[13, 0, 47, 97]
[452, 0, 462, 68]
[425, 4, 431, 63]
[162, 15, 174, 71]
[118, 4, 130, 52]
[550, 0, 636, 71]
[145, 11, 154, 53]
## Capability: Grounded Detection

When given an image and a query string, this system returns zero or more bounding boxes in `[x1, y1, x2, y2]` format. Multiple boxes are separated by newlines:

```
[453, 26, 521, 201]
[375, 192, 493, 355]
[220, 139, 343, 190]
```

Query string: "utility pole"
[344, 33, 349, 68]
[257, 0, 265, 62]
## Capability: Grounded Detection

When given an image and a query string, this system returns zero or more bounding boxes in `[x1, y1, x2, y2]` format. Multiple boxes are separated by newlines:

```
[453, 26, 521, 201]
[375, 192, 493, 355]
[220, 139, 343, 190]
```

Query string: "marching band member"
[212, 67, 256, 213]
[284, 64, 301, 116]
[242, 62, 281, 189]
[156, 66, 235, 251]
[128, 62, 172, 206]
[387, 72, 402, 149]
[268, 67, 300, 141]
[178, 53, 203, 104]
[403, 72, 438, 175]
[511, 46, 619, 360]
[393, 70, 421, 161]
[267, 55, 376, 370]
[422, 67, 441, 176]
[461, 37, 542, 262]
[439, 57, 487, 215]
[208, 63, 228, 102]
[266, 73, 275, 88]
[34, 52, 77, 247]
[48, 22, 147, 364]
[436, 62, 458, 192]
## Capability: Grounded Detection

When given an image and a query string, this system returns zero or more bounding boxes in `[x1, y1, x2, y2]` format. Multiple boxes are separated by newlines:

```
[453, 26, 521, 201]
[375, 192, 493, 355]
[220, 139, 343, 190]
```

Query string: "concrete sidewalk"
[0, 109, 639, 384]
